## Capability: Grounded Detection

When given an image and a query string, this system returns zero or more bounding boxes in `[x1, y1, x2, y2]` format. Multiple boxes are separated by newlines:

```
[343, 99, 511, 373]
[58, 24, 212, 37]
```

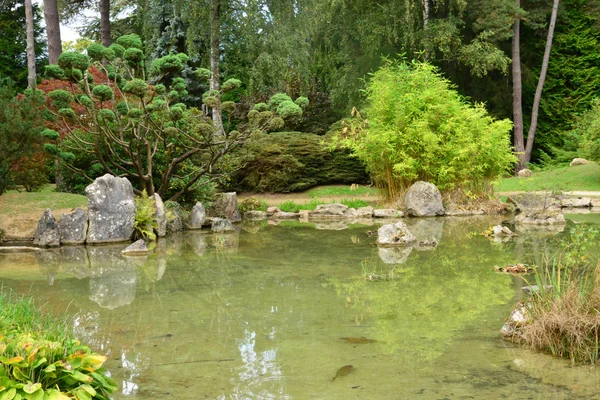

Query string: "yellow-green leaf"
[22, 382, 41, 394]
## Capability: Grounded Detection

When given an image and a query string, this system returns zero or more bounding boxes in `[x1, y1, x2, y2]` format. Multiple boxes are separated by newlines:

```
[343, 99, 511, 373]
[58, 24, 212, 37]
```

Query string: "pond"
[2, 216, 600, 399]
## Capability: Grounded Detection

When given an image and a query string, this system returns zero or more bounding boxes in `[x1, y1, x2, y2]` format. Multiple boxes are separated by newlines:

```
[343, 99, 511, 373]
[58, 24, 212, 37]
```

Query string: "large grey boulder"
[211, 217, 235, 232]
[85, 174, 136, 244]
[188, 202, 206, 229]
[59, 208, 88, 244]
[208, 192, 241, 222]
[33, 209, 60, 247]
[515, 212, 566, 225]
[308, 203, 348, 218]
[271, 211, 299, 219]
[121, 239, 148, 256]
[356, 206, 374, 217]
[404, 181, 445, 217]
[152, 194, 167, 237]
[560, 197, 591, 208]
[377, 221, 416, 246]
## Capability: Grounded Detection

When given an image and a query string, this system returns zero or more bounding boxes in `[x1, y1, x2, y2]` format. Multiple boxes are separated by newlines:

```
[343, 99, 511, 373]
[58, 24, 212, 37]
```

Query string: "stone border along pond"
[6, 175, 600, 251]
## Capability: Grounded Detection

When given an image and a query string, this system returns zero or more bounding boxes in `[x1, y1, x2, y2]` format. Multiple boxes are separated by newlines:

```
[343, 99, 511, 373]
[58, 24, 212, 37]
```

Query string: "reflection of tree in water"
[329, 218, 520, 361]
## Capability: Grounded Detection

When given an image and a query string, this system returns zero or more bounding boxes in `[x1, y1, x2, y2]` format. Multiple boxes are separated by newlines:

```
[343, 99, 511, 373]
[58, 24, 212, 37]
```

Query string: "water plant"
[521, 225, 600, 364]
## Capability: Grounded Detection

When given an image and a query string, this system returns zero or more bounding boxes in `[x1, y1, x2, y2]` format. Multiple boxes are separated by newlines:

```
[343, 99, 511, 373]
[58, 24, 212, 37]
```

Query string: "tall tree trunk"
[512, 0, 525, 172]
[24, 0, 36, 88]
[523, 0, 560, 164]
[210, 0, 224, 136]
[100, 0, 111, 47]
[43, 0, 62, 64]
[421, 0, 429, 27]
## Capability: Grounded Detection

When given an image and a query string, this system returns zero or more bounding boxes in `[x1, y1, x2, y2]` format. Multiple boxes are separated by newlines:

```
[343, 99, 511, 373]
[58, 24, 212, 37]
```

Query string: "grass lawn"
[306, 184, 380, 198]
[0, 185, 86, 240]
[494, 163, 600, 193]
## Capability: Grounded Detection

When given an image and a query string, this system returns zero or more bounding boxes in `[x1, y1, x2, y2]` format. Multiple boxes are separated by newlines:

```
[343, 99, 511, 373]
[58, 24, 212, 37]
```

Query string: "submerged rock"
[211, 217, 235, 232]
[244, 210, 267, 220]
[500, 303, 530, 341]
[378, 246, 413, 264]
[522, 285, 553, 295]
[59, 208, 88, 244]
[377, 221, 416, 246]
[85, 174, 137, 244]
[88, 246, 138, 309]
[208, 192, 241, 222]
[121, 239, 148, 256]
[33, 209, 61, 247]
[404, 181, 444, 217]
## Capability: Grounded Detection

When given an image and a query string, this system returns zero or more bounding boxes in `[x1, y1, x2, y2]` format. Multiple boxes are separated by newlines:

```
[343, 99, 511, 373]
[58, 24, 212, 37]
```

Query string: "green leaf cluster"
[331, 60, 516, 199]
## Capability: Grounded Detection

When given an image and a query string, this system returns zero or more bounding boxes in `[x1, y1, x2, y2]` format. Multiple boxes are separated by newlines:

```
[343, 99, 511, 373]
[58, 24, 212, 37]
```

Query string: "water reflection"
[1, 217, 600, 398]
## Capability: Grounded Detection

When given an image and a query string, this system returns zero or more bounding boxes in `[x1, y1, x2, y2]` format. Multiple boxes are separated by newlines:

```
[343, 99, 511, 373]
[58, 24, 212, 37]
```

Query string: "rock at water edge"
[152, 194, 167, 237]
[59, 208, 88, 244]
[188, 202, 206, 229]
[211, 217, 235, 233]
[85, 174, 137, 244]
[33, 209, 60, 247]
[121, 239, 149, 256]
[208, 192, 241, 222]
[377, 221, 416, 246]
[404, 181, 444, 217]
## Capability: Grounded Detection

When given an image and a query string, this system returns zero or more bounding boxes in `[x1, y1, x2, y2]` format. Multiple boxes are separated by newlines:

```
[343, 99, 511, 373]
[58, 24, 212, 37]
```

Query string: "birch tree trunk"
[512, 0, 525, 172]
[25, 0, 36, 88]
[43, 0, 62, 64]
[523, 0, 560, 165]
[210, 0, 224, 136]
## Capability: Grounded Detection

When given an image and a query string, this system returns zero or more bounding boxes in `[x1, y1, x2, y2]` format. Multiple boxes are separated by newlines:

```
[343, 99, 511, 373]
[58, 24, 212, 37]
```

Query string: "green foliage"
[57, 52, 90, 72]
[48, 90, 74, 110]
[276, 100, 303, 119]
[195, 68, 211, 81]
[78, 95, 94, 108]
[238, 197, 268, 213]
[332, 60, 516, 200]
[577, 98, 600, 161]
[0, 80, 47, 195]
[267, 93, 293, 110]
[123, 48, 144, 66]
[253, 103, 269, 112]
[0, 290, 116, 399]
[150, 54, 188, 76]
[222, 78, 242, 92]
[44, 65, 65, 80]
[108, 43, 125, 58]
[122, 79, 149, 98]
[295, 96, 309, 109]
[58, 107, 76, 119]
[134, 190, 158, 241]
[116, 34, 143, 49]
[40, 129, 59, 140]
[226, 132, 369, 193]
[91, 85, 114, 102]
[86, 43, 107, 61]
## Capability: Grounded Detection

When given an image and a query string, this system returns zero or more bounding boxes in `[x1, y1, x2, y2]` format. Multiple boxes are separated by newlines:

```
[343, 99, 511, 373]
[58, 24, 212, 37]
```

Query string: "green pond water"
[2, 216, 600, 399]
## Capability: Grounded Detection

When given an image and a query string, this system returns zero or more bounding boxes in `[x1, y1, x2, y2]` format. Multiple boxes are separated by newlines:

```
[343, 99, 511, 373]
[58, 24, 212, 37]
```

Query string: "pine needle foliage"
[331, 59, 516, 200]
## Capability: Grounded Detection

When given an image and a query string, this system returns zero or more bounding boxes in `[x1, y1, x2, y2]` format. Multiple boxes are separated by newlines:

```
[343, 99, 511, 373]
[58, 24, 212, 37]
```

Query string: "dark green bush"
[226, 132, 369, 193]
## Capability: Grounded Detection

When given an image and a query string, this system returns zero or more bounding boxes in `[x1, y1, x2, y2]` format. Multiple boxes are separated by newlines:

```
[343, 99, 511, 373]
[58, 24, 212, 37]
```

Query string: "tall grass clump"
[0, 290, 116, 398]
[523, 225, 600, 364]
[330, 59, 517, 201]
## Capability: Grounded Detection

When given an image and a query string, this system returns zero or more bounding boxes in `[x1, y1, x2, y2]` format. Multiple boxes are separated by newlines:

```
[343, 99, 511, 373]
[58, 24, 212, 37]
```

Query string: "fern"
[134, 190, 158, 241]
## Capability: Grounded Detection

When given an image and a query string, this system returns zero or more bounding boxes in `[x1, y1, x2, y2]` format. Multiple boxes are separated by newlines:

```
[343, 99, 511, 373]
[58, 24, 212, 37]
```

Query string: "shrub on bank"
[0, 291, 116, 399]
[226, 132, 369, 193]
[331, 59, 516, 200]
